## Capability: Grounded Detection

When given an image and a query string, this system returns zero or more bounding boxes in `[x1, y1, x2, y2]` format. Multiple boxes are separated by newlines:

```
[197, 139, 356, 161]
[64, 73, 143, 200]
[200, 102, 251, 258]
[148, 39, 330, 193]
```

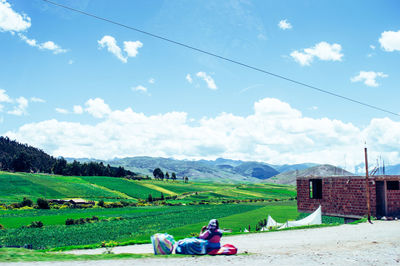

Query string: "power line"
[42, 0, 400, 118]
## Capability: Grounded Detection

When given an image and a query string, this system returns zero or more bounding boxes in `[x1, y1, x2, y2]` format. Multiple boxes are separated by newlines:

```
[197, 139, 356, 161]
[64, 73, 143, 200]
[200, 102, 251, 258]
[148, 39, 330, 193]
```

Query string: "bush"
[65, 216, 100, 226]
[21, 197, 33, 207]
[37, 198, 50, 209]
[9, 202, 22, 209]
[26, 221, 43, 228]
[98, 200, 105, 207]
[0, 224, 5, 230]
[120, 200, 129, 207]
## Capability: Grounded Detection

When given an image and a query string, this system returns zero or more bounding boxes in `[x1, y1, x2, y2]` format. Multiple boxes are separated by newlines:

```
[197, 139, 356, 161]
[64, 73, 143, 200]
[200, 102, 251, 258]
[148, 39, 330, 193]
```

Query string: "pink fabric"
[199, 230, 222, 243]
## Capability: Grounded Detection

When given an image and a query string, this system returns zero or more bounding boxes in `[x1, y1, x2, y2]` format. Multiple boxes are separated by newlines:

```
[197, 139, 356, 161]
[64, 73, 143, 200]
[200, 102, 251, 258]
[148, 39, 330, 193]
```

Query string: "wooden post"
[364, 147, 372, 224]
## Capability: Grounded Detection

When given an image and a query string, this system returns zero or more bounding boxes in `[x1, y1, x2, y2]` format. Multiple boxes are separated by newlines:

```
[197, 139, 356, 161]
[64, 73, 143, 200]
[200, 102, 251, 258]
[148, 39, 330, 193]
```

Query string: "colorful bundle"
[175, 237, 207, 255]
[151, 233, 176, 255]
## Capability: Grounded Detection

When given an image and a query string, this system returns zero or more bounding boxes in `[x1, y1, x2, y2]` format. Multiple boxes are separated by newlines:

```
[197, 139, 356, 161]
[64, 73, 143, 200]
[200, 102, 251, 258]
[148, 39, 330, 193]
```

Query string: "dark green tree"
[153, 168, 164, 180]
[171, 172, 176, 181]
[37, 198, 50, 209]
[21, 197, 33, 207]
[11, 152, 32, 172]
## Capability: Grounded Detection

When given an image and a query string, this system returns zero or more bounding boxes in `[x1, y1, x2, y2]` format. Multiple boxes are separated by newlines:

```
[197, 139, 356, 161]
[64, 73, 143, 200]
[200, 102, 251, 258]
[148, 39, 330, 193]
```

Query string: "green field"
[0, 171, 296, 203]
[0, 203, 297, 249]
[0, 171, 344, 250]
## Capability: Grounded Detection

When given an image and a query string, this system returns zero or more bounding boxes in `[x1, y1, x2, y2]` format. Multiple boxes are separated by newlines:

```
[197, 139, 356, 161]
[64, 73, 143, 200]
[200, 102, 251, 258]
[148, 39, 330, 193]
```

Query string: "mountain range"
[67, 156, 352, 184]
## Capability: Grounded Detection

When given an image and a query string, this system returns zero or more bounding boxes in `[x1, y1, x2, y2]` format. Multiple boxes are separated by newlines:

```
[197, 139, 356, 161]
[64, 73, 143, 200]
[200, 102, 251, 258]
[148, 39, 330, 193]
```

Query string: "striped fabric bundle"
[175, 237, 207, 255]
[151, 233, 176, 255]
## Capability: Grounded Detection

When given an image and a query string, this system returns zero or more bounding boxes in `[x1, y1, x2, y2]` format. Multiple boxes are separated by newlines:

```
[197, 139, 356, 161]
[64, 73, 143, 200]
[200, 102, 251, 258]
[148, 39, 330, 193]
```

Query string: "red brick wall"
[387, 189, 400, 215]
[297, 177, 376, 218]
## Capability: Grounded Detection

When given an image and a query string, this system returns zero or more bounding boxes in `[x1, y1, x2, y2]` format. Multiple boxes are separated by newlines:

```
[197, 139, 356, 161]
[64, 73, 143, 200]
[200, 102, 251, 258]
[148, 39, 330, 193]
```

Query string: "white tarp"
[266, 215, 283, 228]
[279, 205, 322, 229]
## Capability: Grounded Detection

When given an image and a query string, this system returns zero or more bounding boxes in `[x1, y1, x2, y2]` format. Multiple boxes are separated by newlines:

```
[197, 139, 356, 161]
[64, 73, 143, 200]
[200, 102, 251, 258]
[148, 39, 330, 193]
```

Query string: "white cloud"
[123, 40, 143, 57]
[0, 0, 31, 32]
[291, 41, 343, 66]
[196, 72, 217, 89]
[0, 1, 67, 54]
[98, 35, 126, 63]
[68, 60, 74, 65]
[8, 96, 396, 172]
[351, 71, 388, 87]
[148, 78, 155, 84]
[30, 97, 45, 103]
[7, 96, 28, 116]
[98, 35, 143, 63]
[0, 89, 11, 103]
[84, 98, 111, 118]
[290, 50, 313, 66]
[73, 105, 83, 114]
[186, 74, 193, 83]
[132, 85, 148, 94]
[369, 45, 376, 50]
[55, 108, 69, 114]
[278, 19, 292, 30]
[379, 30, 400, 52]
[18, 33, 67, 54]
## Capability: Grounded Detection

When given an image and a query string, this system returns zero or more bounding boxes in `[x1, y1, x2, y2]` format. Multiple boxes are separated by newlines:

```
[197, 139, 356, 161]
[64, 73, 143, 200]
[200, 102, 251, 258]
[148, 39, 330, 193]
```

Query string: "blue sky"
[1, 0, 400, 171]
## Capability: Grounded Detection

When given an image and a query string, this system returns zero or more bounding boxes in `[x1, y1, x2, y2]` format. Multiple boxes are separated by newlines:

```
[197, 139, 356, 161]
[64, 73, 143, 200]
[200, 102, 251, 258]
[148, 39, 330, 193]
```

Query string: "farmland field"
[0, 171, 315, 250]
[0, 203, 295, 249]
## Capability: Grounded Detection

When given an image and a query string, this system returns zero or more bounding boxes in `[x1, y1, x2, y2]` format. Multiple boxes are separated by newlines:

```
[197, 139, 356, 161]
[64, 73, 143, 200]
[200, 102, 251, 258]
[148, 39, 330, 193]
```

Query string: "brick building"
[297, 175, 400, 219]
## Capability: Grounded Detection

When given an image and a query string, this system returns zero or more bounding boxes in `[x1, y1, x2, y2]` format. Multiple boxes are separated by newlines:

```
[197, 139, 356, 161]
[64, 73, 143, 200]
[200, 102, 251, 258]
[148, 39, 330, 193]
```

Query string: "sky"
[1, 0, 400, 172]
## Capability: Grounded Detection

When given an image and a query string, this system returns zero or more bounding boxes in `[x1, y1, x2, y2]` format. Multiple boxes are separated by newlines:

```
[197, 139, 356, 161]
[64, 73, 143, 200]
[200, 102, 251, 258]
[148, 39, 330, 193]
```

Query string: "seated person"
[199, 219, 223, 252]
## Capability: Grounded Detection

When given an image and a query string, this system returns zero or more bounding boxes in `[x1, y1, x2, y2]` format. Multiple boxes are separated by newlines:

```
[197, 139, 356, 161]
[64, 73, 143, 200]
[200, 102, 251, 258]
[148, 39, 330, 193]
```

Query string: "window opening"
[309, 179, 322, 199]
[387, 181, 399, 190]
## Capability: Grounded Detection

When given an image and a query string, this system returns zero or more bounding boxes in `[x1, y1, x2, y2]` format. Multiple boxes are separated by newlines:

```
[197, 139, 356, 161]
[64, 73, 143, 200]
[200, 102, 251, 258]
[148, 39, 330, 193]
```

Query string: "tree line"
[0, 136, 134, 177]
[152, 167, 188, 182]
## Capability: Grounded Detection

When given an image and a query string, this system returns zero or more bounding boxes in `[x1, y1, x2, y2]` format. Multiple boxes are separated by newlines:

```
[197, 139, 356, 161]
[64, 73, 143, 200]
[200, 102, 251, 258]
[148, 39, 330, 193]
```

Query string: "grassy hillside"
[0, 171, 296, 204]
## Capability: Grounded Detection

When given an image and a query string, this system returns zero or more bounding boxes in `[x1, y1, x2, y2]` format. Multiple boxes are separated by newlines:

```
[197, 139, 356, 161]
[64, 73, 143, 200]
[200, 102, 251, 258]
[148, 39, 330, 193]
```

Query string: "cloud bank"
[4, 97, 399, 171]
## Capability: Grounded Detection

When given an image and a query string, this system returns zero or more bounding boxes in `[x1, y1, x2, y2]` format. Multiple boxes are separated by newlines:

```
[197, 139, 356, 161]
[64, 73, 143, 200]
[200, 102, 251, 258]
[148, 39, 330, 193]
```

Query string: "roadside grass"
[0, 248, 154, 262]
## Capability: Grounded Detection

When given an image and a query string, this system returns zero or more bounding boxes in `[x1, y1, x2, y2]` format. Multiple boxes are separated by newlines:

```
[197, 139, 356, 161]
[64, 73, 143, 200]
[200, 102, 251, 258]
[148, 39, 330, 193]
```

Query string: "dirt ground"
[2, 220, 400, 265]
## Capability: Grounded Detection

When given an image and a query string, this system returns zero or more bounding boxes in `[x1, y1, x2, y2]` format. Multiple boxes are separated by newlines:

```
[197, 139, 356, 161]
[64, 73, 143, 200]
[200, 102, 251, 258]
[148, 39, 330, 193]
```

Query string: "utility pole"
[364, 146, 372, 224]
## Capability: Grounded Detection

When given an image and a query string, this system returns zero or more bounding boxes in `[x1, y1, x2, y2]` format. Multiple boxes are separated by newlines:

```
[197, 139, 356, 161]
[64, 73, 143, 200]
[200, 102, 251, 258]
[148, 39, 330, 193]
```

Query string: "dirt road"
[3, 220, 400, 265]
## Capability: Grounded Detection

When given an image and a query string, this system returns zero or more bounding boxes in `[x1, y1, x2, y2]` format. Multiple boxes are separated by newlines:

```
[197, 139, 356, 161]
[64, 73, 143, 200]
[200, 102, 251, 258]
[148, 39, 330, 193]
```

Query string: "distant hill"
[265, 164, 353, 185]
[76, 156, 319, 183]
[270, 163, 319, 173]
[106, 157, 261, 183]
[0, 137, 133, 177]
[0, 136, 56, 173]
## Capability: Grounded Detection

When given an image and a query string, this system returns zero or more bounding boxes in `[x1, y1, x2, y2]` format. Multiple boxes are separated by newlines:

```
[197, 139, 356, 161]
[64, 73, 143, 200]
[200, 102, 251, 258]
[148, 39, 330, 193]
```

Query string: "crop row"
[0, 204, 261, 249]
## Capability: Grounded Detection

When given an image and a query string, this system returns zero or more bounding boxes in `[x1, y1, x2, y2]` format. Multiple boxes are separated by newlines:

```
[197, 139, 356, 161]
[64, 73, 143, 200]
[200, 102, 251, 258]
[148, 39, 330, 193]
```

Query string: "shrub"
[0, 224, 5, 230]
[21, 197, 33, 207]
[120, 200, 129, 207]
[10, 202, 22, 209]
[37, 198, 50, 209]
[98, 200, 105, 207]
[27, 221, 43, 228]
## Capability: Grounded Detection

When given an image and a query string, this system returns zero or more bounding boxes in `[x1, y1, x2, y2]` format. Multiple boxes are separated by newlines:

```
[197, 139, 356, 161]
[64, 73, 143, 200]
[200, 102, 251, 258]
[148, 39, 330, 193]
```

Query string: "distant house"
[48, 199, 94, 205]
[297, 175, 400, 219]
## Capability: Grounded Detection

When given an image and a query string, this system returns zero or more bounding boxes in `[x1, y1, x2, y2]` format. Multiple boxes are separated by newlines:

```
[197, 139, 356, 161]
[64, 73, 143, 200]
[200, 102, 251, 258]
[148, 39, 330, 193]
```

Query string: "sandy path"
[2, 221, 400, 265]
